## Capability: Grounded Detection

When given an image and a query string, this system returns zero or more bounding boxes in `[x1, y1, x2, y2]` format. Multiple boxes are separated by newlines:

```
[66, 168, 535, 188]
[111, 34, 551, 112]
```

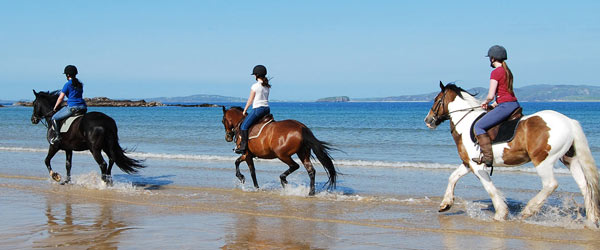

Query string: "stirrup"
[234, 147, 245, 154]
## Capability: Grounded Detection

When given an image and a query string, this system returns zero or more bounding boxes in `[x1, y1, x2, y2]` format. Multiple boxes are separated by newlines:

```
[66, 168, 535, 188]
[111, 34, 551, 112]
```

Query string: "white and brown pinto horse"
[424, 82, 599, 227]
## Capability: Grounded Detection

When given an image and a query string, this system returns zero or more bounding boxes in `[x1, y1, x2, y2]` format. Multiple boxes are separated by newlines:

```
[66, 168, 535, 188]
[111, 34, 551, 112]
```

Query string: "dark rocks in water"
[84, 97, 164, 107]
[316, 96, 350, 102]
[0, 104, 4, 107]
[15, 97, 164, 107]
[168, 103, 221, 107]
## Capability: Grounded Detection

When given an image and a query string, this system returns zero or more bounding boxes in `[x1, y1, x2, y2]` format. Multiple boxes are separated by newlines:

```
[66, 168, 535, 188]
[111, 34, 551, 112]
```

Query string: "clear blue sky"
[1, 1, 598, 101]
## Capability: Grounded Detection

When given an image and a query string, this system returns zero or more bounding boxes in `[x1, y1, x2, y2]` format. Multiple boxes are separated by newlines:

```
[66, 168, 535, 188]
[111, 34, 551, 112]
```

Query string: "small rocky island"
[316, 96, 350, 102]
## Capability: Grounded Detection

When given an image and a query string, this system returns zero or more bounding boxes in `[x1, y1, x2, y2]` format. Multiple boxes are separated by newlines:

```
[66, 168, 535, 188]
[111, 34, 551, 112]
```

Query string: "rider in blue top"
[50, 65, 87, 145]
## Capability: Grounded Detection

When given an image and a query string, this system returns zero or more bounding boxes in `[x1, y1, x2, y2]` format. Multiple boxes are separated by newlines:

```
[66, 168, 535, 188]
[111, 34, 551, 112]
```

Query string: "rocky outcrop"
[15, 97, 164, 107]
[84, 97, 164, 107]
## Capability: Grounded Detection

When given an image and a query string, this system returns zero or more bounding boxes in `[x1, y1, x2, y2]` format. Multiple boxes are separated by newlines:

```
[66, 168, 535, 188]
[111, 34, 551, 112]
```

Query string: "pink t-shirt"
[491, 67, 517, 103]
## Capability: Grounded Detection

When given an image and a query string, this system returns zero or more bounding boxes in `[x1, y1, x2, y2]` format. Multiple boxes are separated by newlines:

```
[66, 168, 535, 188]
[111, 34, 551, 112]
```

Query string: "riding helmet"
[64, 65, 78, 76]
[486, 45, 507, 61]
[251, 65, 267, 76]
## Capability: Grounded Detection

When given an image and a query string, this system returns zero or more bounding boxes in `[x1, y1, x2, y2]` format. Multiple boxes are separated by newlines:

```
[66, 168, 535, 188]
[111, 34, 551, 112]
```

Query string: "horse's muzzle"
[225, 132, 234, 142]
[31, 116, 40, 124]
[424, 115, 437, 129]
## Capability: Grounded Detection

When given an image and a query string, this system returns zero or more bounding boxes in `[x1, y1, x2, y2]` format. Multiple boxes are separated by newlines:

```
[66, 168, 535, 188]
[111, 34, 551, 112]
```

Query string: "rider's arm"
[243, 90, 256, 115]
[481, 79, 498, 109]
[53, 92, 66, 111]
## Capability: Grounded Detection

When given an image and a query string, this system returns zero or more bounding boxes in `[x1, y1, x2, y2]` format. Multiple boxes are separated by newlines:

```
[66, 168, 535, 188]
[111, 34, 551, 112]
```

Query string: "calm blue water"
[2, 102, 600, 166]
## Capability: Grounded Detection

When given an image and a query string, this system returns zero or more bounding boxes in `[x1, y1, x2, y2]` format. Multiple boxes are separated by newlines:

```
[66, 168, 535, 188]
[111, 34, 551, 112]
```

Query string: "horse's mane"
[230, 106, 243, 111]
[445, 83, 476, 99]
[37, 90, 61, 98]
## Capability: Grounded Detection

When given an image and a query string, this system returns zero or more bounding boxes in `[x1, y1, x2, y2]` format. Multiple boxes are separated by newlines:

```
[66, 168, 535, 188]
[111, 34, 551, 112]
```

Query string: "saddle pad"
[60, 115, 83, 133]
[249, 119, 274, 140]
[470, 113, 523, 145]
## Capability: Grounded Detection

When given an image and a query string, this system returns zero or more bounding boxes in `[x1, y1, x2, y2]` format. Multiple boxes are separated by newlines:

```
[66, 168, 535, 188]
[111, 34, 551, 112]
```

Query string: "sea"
[1, 102, 600, 248]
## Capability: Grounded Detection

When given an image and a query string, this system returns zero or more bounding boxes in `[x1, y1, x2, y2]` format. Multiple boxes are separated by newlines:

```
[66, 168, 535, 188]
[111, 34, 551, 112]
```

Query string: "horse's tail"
[570, 119, 600, 223]
[301, 126, 337, 190]
[106, 125, 146, 174]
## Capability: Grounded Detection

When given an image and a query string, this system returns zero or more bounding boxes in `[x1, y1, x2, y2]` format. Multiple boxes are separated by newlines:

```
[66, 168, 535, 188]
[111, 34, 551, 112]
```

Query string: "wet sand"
[1, 173, 599, 249]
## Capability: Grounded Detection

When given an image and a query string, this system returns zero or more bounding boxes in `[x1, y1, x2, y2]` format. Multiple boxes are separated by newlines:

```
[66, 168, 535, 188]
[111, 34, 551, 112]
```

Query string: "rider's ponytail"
[257, 76, 271, 88]
[502, 61, 513, 94]
[71, 77, 83, 89]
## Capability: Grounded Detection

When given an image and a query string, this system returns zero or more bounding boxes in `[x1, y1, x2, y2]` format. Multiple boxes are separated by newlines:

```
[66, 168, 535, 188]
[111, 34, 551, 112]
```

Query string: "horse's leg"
[278, 156, 300, 189]
[245, 156, 259, 189]
[104, 159, 114, 185]
[471, 163, 508, 220]
[521, 156, 559, 219]
[439, 163, 471, 212]
[298, 151, 316, 196]
[90, 148, 109, 184]
[45, 145, 61, 182]
[61, 150, 73, 184]
[235, 155, 245, 183]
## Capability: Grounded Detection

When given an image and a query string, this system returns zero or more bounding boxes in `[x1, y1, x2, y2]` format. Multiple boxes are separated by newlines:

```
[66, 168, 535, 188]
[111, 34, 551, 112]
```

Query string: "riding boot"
[50, 119, 61, 145]
[235, 130, 248, 154]
[472, 134, 493, 167]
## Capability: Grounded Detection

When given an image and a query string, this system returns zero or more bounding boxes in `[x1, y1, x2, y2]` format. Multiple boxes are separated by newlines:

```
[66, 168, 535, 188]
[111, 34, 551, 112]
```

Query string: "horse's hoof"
[494, 213, 507, 221]
[237, 175, 245, 184]
[439, 204, 452, 212]
[50, 171, 61, 182]
[308, 190, 315, 196]
[60, 177, 71, 185]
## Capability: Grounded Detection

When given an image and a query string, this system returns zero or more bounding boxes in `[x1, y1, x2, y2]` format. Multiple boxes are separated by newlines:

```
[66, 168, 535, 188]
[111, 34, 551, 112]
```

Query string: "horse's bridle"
[32, 100, 56, 128]
[431, 90, 481, 129]
[430, 90, 451, 125]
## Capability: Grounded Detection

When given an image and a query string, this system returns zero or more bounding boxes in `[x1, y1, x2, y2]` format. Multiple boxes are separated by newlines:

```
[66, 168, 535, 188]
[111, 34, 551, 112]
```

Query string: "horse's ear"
[439, 81, 445, 91]
[222, 105, 226, 114]
[33, 89, 38, 96]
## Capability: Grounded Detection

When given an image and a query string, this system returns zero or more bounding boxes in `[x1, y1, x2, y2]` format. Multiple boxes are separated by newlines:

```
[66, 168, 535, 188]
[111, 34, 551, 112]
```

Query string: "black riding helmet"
[251, 65, 267, 77]
[486, 45, 507, 61]
[64, 65, 78, 76]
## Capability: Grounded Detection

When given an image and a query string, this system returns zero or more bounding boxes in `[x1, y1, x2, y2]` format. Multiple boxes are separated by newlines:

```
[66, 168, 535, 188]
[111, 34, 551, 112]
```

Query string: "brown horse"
[424, 82, 599, 227]
[221, 106, 337, 196]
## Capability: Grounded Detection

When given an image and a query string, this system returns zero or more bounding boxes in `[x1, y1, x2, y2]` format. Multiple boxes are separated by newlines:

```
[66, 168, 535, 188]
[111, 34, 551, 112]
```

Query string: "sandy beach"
[2, 167, 599, 249]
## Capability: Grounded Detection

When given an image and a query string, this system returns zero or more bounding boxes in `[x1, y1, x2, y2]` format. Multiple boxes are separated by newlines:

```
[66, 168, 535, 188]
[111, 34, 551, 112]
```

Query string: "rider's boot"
[50, 119, 61, 145]
[235, 130, 248, 154]
[472, 133, 493, 167]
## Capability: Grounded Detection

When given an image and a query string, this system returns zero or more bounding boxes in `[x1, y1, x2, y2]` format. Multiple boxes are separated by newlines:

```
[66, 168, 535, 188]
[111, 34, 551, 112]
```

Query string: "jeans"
[241, 106, 270, 131]
[474, 101, 520, 135]
[52, 105, 87, 122]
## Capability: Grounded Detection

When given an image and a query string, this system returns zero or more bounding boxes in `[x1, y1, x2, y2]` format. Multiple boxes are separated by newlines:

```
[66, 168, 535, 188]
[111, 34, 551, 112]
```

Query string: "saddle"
[248, 114, 275, 140]
[60, 114, 84, 133]
[470, 107, 523, 144]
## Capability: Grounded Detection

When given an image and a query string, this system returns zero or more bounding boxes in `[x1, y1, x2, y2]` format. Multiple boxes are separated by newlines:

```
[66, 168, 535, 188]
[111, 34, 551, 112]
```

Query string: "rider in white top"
[250, 80, 269, 108]
[235, 65, 272, 154]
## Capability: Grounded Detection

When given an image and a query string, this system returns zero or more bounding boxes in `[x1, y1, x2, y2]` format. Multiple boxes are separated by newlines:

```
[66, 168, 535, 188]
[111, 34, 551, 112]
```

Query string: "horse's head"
[424, 81, 463, 129]
[31, 90, 59, 125]
[221, 106, 244, 142]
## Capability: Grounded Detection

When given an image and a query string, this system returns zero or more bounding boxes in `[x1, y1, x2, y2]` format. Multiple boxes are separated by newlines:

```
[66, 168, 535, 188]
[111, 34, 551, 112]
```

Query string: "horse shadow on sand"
[112, 174, 175, 190]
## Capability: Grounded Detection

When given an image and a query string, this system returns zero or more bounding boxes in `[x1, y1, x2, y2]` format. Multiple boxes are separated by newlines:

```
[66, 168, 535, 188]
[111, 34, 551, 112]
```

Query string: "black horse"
[31, 90, 145, 184]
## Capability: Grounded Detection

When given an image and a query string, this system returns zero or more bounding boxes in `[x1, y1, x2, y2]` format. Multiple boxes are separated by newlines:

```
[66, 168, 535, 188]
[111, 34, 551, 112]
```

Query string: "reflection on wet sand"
[222, 198, 336, 249]
[35, 195, 132, 249]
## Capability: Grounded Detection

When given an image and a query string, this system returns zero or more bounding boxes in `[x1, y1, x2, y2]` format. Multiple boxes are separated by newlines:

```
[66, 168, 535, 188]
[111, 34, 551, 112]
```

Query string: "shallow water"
[2, 102, 600, 248]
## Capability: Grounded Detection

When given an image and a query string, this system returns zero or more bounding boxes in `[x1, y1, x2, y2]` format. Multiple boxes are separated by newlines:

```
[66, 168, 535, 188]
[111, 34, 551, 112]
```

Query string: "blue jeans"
[474, 101, 520, 135]
[241, 107, 270, 131]
[52, 105, 87, 122]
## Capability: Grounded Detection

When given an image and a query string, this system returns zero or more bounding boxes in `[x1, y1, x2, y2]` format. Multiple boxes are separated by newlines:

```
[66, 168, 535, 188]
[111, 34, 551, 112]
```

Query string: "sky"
[1, 0, 599, 101]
